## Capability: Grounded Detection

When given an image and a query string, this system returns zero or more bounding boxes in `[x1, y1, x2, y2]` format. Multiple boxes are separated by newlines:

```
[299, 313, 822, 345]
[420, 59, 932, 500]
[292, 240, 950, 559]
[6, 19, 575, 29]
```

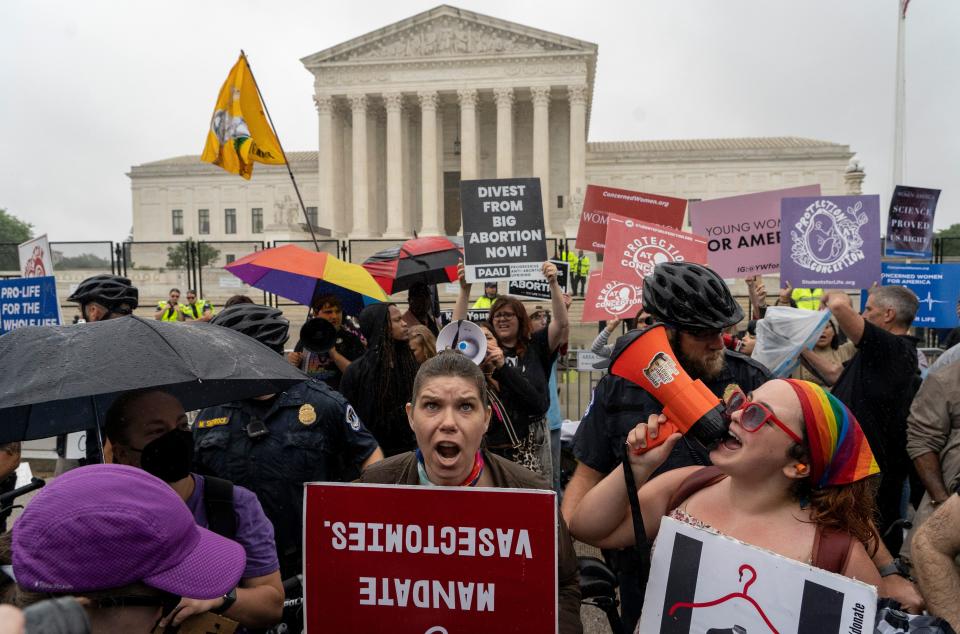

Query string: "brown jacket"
[903, 362, 960, 559]
[359, 450, 583, 634]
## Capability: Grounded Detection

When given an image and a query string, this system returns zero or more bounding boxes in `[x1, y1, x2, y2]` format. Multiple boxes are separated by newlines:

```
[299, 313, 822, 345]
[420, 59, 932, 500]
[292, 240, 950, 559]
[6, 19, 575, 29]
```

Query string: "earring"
[795, 464, 809, 475]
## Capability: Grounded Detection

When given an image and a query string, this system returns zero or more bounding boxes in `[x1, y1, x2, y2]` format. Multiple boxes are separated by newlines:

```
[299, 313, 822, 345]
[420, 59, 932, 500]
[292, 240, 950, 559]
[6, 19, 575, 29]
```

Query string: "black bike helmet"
[642, 262, 743, 330]
[210, 304, 289, 353]
[67, 274, 139, 313]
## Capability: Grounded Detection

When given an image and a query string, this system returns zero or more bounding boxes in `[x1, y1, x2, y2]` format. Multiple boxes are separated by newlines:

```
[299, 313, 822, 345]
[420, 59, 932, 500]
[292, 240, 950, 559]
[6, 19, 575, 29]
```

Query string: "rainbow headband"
[784, 379, 880, 488]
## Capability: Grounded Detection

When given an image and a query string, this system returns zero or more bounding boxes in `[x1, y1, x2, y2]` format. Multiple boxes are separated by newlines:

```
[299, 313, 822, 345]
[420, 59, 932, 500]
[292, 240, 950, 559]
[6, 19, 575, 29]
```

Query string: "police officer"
[155, 288, 184, 322]
[66, 274, 140, 467]
[180, 289, 214, 322]
[784, 281, 823, 310]
[471, 282, 499, 310]
[568, 249, 590, 297]
[562, 262, 770, 631]
[193, 304, 384, 579]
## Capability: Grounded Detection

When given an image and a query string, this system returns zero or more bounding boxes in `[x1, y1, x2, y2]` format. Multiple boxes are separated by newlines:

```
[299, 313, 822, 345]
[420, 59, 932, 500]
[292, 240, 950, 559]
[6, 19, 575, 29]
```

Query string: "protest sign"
[509, 259, 568, 299]
[0, 276, 61, 335]
[576, 350, 606, 371]
[582, 271, 644, 322]
[461, 178, 547, 283]
[575, 185, 686, 254]
[880, 263, 960, 329]
[604, 214, 708, 286]
[439, 309, 489, 325]
[885, 185, 941, 258]
[780, 195, 881, 289]
[689, 185, 821, 278]
[304, 482, 557, 634]
[18, 235, 55, 278]
[640, 517, 877, 634]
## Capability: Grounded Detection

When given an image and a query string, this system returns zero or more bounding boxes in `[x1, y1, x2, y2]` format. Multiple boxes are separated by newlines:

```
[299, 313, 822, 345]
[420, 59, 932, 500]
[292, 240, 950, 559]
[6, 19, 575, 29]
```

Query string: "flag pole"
[892, 2, 907, 191]
[241, 50, 321, 252]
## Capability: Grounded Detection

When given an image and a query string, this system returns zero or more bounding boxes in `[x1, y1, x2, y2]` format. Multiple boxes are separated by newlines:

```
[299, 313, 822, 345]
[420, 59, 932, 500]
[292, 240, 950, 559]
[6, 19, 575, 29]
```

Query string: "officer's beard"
[668, 330, 726, 382]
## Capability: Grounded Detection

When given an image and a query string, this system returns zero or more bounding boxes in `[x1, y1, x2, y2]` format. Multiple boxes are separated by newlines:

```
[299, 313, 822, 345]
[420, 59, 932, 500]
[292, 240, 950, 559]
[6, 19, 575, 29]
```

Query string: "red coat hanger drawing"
[668, 564, 780, 634]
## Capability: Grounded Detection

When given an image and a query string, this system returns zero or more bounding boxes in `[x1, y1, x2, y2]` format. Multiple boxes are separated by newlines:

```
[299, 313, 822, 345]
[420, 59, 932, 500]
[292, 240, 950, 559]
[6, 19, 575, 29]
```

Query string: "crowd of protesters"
[3, 259, 960, 634]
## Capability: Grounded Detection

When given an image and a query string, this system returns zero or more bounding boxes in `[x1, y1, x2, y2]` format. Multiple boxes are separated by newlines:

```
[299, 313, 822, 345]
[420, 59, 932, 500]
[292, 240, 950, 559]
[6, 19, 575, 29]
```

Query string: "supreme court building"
[129, 5, 866, 246]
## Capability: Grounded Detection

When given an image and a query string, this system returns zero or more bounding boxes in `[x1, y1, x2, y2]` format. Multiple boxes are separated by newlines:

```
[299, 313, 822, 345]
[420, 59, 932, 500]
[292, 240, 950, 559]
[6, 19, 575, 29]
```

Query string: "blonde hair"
[408, 325, 437, 361]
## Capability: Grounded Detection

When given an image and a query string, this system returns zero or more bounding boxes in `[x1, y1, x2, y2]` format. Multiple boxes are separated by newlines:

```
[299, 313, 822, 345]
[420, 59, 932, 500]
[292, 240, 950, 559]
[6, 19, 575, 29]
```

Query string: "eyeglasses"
[681, 327, 723, 341]
[493, 312, 517, 322]
[724, 389, 802, 444]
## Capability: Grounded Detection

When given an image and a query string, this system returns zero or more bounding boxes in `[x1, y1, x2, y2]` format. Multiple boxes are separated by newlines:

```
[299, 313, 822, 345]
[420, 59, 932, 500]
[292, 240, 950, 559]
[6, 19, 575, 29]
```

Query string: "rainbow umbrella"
[226, 244, 387, 314]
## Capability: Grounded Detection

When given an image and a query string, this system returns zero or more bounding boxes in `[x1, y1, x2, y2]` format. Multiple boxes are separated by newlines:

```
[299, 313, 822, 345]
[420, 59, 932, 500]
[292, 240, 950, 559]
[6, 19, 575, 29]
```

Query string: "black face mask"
[140, 428, 194, 483]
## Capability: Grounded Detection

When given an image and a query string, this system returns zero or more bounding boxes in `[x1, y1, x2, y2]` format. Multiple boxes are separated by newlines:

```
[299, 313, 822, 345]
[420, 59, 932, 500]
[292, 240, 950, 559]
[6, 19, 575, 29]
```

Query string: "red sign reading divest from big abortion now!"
[304, 483, 558, 634]
[575, 184, 686, 254]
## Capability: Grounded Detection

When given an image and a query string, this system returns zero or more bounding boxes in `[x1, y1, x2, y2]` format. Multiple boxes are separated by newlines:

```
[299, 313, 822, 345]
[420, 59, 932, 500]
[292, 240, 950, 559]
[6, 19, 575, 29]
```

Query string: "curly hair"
[489, 296, 533, 358]
[370, 309, 420, 424]
[788, 443, 881, 554]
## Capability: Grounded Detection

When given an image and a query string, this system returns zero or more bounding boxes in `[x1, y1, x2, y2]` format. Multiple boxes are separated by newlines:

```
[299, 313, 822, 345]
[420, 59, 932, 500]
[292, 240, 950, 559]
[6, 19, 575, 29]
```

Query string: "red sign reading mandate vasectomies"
[304, 483, 558, 634]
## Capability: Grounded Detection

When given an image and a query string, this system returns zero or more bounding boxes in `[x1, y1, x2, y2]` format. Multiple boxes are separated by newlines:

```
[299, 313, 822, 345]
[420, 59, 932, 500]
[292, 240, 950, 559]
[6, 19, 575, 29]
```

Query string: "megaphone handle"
[629, 420, 682, 455]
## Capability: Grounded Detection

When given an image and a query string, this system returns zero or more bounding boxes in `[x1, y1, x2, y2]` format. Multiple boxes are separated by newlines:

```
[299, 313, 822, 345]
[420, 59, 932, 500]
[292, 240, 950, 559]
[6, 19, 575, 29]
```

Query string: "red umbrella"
[362, 236, 463, 294]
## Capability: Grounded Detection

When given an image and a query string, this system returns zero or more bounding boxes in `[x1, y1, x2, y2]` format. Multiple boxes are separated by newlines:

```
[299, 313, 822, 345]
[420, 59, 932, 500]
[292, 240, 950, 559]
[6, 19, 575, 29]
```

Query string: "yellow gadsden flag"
[201, 54, 285, 179]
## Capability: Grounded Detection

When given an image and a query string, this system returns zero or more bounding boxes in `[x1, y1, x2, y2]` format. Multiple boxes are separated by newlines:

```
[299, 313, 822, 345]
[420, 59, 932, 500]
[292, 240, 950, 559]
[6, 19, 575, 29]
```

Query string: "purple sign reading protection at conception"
[780, 195, 881, 289]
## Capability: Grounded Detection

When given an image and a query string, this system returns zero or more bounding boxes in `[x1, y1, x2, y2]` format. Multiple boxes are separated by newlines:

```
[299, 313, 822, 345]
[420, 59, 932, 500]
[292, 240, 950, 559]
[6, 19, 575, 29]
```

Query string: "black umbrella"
[361, 236, 463, 294]
[0, 316, 307, 443]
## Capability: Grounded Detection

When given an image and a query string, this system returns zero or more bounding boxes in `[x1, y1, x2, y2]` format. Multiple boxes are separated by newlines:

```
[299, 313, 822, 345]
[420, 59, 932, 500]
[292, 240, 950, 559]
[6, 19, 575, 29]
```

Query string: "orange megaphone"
[610, 323, 728, 454]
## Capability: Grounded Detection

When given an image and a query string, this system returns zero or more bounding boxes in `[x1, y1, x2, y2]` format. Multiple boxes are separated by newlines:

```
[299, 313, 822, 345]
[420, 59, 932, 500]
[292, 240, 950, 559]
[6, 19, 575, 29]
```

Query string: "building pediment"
[301, 5, 596, 67]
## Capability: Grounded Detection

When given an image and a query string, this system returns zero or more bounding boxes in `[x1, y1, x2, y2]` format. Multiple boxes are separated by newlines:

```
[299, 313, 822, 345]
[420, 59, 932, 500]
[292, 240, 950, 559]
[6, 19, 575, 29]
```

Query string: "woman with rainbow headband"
[569, 378, 885, 595]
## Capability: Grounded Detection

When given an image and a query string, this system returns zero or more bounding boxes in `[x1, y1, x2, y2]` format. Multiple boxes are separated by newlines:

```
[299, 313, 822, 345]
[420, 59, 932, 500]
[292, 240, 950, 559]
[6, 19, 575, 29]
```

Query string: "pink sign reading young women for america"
[688, 185, 821, 279]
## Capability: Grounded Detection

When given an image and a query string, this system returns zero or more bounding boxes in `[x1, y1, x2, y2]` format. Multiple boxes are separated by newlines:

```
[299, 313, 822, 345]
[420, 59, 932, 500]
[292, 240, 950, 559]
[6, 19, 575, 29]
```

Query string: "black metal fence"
[3, 235, 960, 328]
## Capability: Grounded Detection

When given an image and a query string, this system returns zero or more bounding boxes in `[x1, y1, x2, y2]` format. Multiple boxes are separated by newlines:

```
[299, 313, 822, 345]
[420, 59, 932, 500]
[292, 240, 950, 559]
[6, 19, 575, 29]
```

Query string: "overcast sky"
[3, 0, 957, 243]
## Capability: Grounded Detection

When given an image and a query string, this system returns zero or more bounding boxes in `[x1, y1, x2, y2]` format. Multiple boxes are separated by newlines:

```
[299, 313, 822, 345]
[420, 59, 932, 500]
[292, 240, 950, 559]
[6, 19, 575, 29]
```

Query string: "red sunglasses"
[724, 389, 802, 444]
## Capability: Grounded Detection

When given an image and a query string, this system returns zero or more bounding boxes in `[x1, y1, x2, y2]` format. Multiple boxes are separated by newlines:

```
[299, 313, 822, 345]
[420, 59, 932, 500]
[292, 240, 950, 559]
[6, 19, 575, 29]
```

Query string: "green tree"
[166, 240, 221, 268]
[56, 253, 112, 269]
[0, 208, 34, 270]
[936, 224, 960, 257]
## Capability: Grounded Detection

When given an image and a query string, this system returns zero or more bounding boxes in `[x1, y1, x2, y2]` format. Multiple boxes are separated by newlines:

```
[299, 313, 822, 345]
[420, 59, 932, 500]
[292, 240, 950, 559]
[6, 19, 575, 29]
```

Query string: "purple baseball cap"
[12, 464, 245, 599]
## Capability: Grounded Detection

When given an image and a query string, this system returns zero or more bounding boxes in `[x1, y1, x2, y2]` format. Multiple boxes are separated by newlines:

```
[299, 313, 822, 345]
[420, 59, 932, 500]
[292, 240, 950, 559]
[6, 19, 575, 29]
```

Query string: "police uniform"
[193, 379, 379, 578]
[791, 287, 823, 310]
[572, 348, 770, 631]
[156, 301, 181, 322]
[472, 295, 496, 310]
[180, 299, 214, 321]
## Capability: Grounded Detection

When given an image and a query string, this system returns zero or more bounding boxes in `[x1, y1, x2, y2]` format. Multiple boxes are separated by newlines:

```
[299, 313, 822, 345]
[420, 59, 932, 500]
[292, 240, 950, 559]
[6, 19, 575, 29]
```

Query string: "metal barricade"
[196, 240, 268, 308]
[559, 349, 606, 422]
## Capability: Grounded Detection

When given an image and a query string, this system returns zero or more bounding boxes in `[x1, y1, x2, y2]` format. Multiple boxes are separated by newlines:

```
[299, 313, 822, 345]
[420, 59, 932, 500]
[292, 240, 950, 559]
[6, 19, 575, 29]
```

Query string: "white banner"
[640, 517, 876, 634]
[18, 234, 54, 278]
[576, 350, 606, 371]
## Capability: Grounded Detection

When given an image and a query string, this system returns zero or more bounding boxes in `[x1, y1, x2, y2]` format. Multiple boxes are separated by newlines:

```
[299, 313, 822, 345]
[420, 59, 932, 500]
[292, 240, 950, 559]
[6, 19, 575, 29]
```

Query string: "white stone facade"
[128, 6, 864, 246]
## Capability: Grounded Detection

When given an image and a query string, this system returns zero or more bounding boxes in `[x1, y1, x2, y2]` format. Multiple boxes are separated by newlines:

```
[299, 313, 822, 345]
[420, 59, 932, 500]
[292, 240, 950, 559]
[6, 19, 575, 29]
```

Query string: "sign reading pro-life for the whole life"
[304, 482, 558, 634]
[461, 178, 547, 283]
[0, 276, 61, 335]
